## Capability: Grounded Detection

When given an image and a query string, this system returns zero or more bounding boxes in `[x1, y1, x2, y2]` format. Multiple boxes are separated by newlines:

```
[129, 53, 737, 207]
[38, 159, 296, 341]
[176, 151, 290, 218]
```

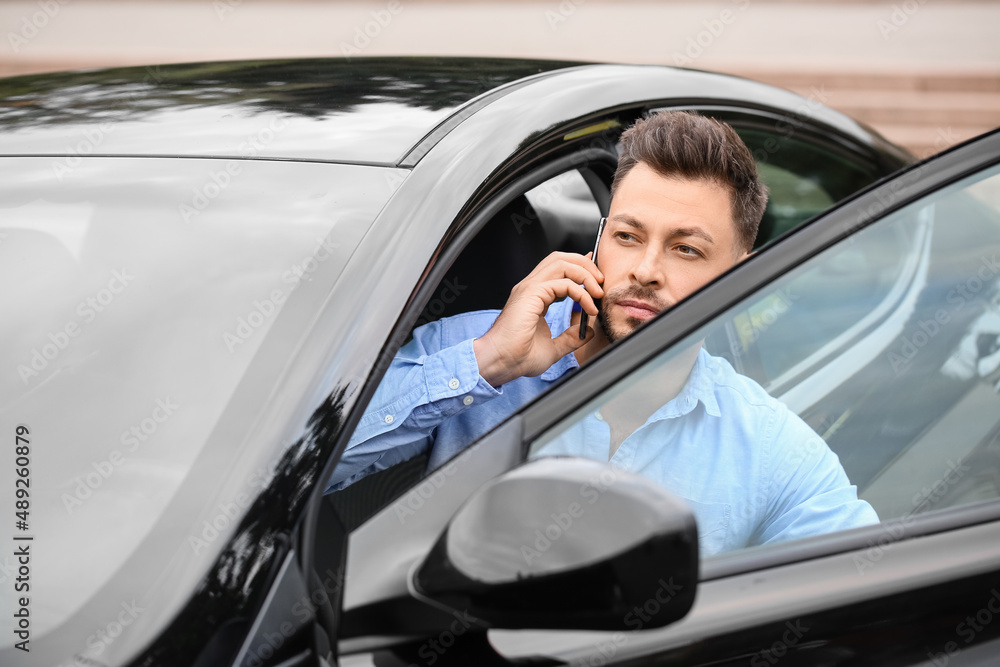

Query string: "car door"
[487, 129, 1000, 667]
[327, 128, 1000, 667]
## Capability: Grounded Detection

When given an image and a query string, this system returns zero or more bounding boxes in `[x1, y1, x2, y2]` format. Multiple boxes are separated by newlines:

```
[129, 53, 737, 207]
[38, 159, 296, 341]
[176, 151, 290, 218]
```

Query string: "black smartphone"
[579, 216, 607, 339]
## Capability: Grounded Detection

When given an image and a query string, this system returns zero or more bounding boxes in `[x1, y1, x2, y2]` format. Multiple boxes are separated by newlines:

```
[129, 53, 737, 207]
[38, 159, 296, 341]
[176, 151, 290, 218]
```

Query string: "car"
[8, 55, 998, 667]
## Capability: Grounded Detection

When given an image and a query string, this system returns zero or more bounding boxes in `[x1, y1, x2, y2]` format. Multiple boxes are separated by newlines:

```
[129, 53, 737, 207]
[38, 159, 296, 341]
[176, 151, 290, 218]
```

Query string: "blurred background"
[1, 0, 998, 157]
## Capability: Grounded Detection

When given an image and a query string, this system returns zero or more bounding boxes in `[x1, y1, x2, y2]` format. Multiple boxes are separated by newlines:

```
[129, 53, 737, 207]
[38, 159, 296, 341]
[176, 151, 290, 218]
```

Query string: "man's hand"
[473, 251, 604, 388]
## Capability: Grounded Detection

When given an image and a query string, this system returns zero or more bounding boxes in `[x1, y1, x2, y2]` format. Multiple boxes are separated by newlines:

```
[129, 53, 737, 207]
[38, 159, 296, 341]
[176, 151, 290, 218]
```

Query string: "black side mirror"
[411, 457, 698, 631]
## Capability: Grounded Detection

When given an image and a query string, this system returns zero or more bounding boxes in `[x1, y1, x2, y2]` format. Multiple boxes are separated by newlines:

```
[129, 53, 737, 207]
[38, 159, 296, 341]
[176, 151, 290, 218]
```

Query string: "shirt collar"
[647, 347, 722, 421]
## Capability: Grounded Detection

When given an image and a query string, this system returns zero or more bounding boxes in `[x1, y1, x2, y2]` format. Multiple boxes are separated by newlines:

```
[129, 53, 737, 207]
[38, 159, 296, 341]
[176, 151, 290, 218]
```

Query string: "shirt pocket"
[677, 497, 732, 558]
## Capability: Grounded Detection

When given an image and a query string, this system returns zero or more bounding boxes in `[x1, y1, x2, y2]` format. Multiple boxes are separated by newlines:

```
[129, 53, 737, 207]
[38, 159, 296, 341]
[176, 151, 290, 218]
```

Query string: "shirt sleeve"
[752, 407, 880, 546]
[324, 315, 503, 492]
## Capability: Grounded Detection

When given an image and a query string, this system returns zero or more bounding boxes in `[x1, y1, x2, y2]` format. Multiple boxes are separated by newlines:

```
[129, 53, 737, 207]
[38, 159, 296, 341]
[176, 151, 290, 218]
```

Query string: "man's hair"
[610, 111, 768, 253]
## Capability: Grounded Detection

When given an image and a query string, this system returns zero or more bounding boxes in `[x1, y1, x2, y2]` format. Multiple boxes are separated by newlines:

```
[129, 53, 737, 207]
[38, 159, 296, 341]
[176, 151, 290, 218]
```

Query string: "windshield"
[0, 156, 400, 665]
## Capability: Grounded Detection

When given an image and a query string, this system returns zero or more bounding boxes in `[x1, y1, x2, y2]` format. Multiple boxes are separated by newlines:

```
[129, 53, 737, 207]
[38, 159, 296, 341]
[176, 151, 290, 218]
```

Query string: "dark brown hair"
[611, 111, 768, 253]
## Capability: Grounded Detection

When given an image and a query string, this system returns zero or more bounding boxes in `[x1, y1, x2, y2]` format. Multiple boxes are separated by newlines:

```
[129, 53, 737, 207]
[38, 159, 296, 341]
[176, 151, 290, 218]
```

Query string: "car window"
[524, 168, 604, 254]
[734, 126, 883, 248]
[709, 200, 917, 388]
[528, 162, 1000, 556]
[325, 163, 609, 529]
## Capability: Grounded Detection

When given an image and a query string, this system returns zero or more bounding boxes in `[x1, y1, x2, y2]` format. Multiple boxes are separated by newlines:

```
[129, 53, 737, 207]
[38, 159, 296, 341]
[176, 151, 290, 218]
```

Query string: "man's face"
[597, 162, 748, 342]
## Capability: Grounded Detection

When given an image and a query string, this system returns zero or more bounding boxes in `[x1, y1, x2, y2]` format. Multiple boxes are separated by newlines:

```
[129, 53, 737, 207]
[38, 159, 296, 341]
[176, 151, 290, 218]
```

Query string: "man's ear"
[736, 249, 753, 263]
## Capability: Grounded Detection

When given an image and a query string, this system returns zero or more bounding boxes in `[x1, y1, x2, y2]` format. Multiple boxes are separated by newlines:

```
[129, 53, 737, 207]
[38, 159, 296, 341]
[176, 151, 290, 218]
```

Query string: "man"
[327, 111, 878, 554]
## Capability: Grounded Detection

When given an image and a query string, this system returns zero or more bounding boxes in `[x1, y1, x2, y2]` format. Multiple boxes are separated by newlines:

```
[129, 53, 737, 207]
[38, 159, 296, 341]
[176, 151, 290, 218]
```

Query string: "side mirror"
[411, 457, 698, 630]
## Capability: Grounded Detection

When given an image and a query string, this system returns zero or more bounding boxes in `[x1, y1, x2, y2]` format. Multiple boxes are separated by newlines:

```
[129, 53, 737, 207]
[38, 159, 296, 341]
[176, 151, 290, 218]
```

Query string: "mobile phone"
[579, 216, 607, 339]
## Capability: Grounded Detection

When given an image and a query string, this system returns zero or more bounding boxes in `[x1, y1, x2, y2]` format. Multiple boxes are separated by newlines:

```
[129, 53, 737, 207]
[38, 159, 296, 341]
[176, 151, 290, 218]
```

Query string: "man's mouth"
[616, 299, 661, 321]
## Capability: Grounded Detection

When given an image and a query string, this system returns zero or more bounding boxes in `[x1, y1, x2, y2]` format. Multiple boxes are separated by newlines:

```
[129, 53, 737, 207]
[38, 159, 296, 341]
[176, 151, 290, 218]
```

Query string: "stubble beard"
[597, 285, 669, 343]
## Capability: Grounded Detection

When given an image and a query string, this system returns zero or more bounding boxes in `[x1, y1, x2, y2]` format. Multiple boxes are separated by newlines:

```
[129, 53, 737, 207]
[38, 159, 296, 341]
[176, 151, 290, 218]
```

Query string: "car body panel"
[0, 57, 584, 165]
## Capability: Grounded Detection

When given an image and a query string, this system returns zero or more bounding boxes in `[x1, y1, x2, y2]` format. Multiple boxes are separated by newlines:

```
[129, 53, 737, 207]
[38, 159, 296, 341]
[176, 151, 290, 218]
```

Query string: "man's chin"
[598, 313, 643, 343]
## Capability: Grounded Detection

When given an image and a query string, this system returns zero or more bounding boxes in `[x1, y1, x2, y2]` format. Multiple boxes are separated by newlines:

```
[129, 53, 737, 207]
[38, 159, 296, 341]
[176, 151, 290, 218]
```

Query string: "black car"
[6, 57, 997, 667]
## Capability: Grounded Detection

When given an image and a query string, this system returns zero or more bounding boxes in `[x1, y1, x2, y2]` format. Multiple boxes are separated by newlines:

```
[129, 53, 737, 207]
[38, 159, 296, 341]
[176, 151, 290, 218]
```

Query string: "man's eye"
[677, 245, 702, 257]
[615, 232, 636, 242]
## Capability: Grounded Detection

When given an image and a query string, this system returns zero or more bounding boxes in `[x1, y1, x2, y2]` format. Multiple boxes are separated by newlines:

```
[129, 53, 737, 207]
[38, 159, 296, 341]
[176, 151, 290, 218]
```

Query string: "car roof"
[0, 57, 586, 166]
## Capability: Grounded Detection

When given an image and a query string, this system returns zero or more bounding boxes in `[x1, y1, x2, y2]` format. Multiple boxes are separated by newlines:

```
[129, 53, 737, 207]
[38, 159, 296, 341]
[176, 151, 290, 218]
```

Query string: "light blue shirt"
[327, 298, 878, 555]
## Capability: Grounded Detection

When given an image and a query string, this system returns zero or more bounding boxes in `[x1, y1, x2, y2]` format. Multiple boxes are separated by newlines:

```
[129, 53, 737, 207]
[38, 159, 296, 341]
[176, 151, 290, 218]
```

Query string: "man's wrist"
[473, 335, 515, 388]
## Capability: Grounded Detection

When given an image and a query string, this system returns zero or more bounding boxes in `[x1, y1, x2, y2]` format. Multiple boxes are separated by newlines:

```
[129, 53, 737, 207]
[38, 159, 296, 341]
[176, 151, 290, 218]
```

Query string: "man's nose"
[629, 247, 665, 286]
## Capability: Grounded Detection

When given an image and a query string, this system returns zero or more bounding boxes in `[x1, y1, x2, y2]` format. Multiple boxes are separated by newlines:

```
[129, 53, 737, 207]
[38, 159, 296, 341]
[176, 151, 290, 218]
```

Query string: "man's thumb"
[552, 324, 594, 358]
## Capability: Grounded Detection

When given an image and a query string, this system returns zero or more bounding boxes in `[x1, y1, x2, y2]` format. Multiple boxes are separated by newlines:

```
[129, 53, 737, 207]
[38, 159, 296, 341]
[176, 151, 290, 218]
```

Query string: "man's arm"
[325, 251, 606, 492]
[752, 409, 879, 546]
[324, 315, 503, 492]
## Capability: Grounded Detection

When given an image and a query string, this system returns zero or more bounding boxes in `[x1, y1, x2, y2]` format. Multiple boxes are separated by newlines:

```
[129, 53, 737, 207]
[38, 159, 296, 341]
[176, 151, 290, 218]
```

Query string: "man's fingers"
[526, 251, 604, 287]
[544, 279, 599, 316]
[552, 321, 595, 356]
[559, 262, 604, 299]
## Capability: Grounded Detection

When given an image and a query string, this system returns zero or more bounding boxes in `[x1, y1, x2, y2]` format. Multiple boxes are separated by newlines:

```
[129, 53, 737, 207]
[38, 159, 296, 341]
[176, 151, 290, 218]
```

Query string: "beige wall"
[2, 0, 999, 156]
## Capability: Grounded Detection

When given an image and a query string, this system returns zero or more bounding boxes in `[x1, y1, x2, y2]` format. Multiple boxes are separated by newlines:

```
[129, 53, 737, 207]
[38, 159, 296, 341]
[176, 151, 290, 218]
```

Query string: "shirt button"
[384, 414, 394, 424]
[448, 378, 460, 390]
[595, 411, 604, 422]
[463, 395, 474, 406]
